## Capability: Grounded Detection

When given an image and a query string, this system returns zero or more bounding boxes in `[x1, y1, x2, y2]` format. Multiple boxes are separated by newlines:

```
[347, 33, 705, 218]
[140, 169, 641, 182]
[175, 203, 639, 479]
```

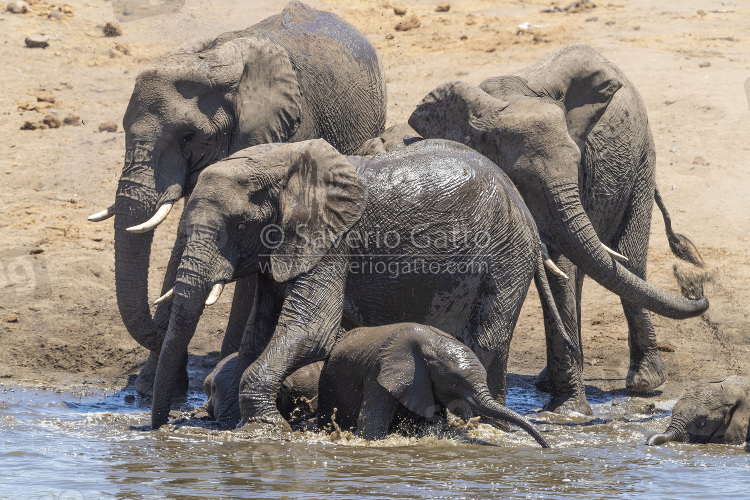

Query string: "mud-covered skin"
[104, 2, 387, 398]
[409, 43, 707, 415]
[149, 138, 571, 431]
[204, 353, 322, 423]
[647, 376, 750, 447]
[317, 323, 550, 447]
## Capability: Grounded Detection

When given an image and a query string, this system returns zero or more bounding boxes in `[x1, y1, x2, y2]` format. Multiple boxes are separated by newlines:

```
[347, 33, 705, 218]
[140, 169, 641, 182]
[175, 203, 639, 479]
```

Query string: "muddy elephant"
[148, 138, 575, 430]
[408, 43, 708, 415]
[647, 376, 750, 447]
[203, 353, 322, 423]
[88, 2, 387, 397]
[317, 323, 550, 447]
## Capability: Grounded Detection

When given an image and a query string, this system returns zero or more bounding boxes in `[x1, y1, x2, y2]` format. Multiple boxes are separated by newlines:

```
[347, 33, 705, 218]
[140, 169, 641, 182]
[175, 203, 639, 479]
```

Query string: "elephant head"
[377, 325, 550, 448]
[408, 46, 708, 320]
[647, 377, 750, 446]
[151, 139, 366, 428]
[89, 36, 302, 354]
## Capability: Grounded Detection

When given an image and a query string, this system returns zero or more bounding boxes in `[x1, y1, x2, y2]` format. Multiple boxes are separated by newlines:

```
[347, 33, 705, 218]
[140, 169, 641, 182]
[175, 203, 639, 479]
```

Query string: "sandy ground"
[1, 0, 748, 404]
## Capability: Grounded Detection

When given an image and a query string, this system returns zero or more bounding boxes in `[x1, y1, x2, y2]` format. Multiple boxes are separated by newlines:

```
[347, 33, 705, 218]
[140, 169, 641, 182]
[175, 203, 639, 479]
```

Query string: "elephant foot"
[626, 351, 667, 393]
[238, 413, 292, 436]
[534, 366, 552, 393]
[544, 392, 593, 416]
[134, 350, 189, 398]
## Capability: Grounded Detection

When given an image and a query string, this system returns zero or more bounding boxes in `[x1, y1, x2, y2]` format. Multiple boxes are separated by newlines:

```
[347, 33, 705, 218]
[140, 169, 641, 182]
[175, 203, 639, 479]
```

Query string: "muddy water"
[1, 384, 748, 500]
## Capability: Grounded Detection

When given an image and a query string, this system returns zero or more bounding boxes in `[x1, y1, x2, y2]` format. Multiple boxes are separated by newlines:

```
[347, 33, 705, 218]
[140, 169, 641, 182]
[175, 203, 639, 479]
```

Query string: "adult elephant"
[88, 1, 387, 396]
[318, 323, 550, 447]
[408, 43, 707, 415]
[148, 138, 575, 430]
[647, 376, 750, 447]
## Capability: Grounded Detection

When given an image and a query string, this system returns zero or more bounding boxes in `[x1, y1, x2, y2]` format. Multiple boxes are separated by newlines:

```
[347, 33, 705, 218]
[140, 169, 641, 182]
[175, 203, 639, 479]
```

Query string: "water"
[1, 383, 747, 500]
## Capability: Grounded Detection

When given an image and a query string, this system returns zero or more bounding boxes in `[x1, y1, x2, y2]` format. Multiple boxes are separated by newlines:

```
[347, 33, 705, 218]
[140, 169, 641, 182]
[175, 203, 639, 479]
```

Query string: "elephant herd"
[87, 2, 747, 449]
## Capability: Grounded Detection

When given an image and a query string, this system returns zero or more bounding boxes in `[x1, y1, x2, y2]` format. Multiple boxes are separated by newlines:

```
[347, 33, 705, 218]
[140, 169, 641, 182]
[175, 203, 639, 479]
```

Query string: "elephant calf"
[317, 323, 550, 448]
[647, 376, 750, 447]
[204, 353, 322, 423]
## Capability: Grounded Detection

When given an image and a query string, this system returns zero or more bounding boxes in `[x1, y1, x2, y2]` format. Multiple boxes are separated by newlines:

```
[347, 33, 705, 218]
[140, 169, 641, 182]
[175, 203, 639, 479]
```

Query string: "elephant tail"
[654, 187, 704, 268]
[534, 246, 580, 362]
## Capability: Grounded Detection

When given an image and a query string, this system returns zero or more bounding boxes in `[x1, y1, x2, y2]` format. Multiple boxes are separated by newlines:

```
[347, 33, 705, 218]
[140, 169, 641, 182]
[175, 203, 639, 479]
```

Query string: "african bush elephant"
[317, 323, 550, 447]
[148, 138, 575, 430]
[647, 376, 750, 447]
[88, 1, 387, 397]
[203, 353, 322, 423]
[408, 43, 708, 415]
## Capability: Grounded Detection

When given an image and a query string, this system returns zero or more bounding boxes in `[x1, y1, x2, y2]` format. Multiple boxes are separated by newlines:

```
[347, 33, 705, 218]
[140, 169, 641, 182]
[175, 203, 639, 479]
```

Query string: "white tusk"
[153, 288, 175, 306]
[544, 259, 569, 280]
[126, 203, 173, 233]
[205, 283, 224, 306]
[88, 205, 115, 222]
[602, 244, 628, 262]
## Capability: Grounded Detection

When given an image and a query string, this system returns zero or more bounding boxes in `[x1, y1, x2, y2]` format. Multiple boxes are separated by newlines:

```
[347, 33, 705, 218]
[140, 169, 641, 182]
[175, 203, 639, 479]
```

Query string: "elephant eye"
[181, 131, 195, 145]
[236, 222, 246, 232]
[696, 420, 706, 429]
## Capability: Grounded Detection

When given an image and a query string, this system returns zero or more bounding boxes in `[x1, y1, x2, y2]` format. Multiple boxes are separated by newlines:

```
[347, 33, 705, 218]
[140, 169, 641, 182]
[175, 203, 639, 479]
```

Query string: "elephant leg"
[612, 189, 666, 392]
[357, 379, 398, 440]
[220, 274, 258, 358]
[135, 216, 189, 397]
[541, 257, 592, 415]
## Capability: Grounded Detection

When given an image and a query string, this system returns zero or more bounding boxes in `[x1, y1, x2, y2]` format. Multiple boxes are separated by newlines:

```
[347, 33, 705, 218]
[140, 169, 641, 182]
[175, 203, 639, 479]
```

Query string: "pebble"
[29, 248, 44, 255]
[436, 2, 450, 12]
[103, 22, 122, 37]
[3, 315, 18, 323]
[98, 121, 117, 133]
[395, 15, 420, 31]
[122, 6, 134, 15]
[393, 5, 406, 16]
[6, 0, 28, 14]
[25, 34, 49, 49]
[692, 156, 707, 165]
[48, 8, 62, 20]
[43, 114, 61, 129]
[699, 61, 711, 68]
[63, 114, 81, 126]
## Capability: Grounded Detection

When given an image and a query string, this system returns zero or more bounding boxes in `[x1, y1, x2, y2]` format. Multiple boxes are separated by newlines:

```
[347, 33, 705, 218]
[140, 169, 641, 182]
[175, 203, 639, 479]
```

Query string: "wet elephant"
[317, 323, 550, 447]
[147, 138, 574, 430]
[647, 376, 750, 447]
[409, 43, 707, 415]
[88, 2, 387, 397]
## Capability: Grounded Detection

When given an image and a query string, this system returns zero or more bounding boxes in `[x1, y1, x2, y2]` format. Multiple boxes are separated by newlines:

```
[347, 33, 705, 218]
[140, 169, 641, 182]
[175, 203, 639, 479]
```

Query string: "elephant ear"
[270, 139, 367, 282]
[514, 43, 623, 149]
[722, 384, 750, 444]
[376, 329, 437, 418]
[206, 37, 302, 147]
[408, 81, 509, 147]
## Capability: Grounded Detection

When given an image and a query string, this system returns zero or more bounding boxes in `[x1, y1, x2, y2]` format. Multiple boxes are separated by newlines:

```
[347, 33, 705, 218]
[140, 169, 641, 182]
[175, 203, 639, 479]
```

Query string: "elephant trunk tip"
[646, 433, 672, 446]
[673, 264, 712, 305]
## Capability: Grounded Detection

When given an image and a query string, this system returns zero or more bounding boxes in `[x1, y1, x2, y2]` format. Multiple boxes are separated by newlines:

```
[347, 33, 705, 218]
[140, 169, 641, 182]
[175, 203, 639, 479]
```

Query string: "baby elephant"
[204, 354, 322, 423]
[647, 376, 750, 447]
[318, 323, 550, 448]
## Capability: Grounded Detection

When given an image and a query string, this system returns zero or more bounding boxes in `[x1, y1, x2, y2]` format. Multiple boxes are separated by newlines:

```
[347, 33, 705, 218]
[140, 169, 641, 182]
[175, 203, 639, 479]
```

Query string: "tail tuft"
[673, 264, 711, 301]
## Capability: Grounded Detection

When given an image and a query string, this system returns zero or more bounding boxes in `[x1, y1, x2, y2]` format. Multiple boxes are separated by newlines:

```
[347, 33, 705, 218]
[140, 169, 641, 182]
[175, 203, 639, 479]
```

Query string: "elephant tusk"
[602, 243, 628, 262]
[153, 288, 175, 306]
[126, 203, 173, 233]
[88, 205, 115, 222]
[205, 283, 224, 306]
[544, 259, 569, 280]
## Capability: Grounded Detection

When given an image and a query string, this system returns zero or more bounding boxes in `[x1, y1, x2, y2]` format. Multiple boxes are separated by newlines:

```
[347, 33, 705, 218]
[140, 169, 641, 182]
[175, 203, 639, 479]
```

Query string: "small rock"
[28, 306, 40, 312]
[517, 21, 534, 30]
[605, 20, 615, 25]
[436, 2, 450, 12]
[25, 34, 49, 49]
[697, 9, 707, 16]
[6, 1, 28, 14]
[692, 156, 707, 165]
[20, 121, 39, 130]
[37, 93, 55, 103]
[633, 25, 641, 31]
[63, 114, 81, 126]
[43, 114, 61, 129]
[669, 147, 678, 153]
[3, 315, 18, 323]
[122, 6, 134, 16]
[103, 22, 122, 37]
[699, 61, 711, 68]
[98, 121, 117, 133]
[124, 394, 136, 404]
[459, 34, 468, 40]
[395, 15, 420, 31]
[385, 33, 394, 40]
[29, 248, 44, 255]
[657, 341, 675, 352]
[48, 8, 62, 20]
[586, 16, 598, 22]
[393, 5, 407, 16]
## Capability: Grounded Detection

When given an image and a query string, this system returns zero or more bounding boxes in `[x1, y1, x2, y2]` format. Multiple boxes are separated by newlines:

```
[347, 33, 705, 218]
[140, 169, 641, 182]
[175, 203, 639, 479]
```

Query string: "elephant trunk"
[471, 392, 550, 448]
[646, 425, 686, 446]
[543, 181, 708, 319]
